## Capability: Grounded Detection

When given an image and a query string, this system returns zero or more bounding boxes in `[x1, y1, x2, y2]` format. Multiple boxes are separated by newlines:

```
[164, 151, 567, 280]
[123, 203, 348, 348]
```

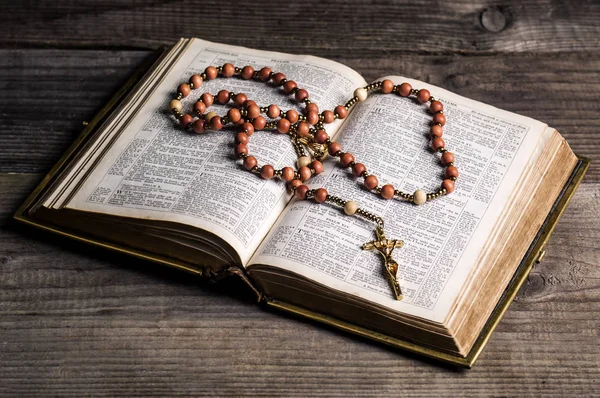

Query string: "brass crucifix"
[362, 226, 404, 300]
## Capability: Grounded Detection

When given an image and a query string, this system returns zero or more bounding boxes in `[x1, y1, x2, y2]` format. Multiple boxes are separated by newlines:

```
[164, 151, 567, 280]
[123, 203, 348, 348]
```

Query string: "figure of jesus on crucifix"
[362, 226, 404, 300]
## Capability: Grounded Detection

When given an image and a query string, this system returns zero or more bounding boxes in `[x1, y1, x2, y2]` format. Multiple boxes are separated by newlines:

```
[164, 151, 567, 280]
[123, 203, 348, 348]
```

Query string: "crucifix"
[362, 226, 404, 300]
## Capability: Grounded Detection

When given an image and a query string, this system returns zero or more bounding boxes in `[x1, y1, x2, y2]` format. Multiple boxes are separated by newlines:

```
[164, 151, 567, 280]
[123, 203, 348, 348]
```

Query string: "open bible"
[15, 38, 589, 367]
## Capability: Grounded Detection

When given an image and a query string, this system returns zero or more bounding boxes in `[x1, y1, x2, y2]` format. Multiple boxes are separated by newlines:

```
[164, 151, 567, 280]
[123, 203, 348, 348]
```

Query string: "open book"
[16, 38, 588, 367]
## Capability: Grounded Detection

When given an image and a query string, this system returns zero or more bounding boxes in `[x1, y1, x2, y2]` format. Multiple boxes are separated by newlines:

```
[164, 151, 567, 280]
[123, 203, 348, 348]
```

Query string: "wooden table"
[1, 1, 599, 396]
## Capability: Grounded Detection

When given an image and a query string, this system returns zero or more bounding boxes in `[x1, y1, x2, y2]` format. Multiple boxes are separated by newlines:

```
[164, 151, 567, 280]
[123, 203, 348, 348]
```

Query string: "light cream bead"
[297, 156, 311, 168]
[413, 189, 427, 205]
[344, 200, 358, 215]
[205, 111, 218, 122]
[169, 99, 182, 113]
[354, 87, 368, 102]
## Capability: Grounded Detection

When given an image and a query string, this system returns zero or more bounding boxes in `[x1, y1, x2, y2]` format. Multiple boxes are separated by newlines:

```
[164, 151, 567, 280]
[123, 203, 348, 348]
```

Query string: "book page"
[64, 38, 367, 264]
[249, 75, 551, 322]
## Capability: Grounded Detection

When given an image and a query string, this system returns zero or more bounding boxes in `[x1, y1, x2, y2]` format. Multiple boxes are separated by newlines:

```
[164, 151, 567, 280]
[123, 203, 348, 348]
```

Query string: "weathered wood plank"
[1, 173, 599, 396]
[0, 0, 599, 54]
[1, 49, 599, 180]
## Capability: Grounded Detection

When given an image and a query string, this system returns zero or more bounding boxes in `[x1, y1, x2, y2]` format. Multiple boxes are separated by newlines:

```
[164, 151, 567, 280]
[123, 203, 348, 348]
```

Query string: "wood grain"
[1, 173, 599, 396]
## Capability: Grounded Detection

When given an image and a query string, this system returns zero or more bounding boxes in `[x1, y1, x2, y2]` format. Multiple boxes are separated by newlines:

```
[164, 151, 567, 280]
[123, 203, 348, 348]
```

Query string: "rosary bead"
[242, 122, 254, 136]
[271, 72, 286, 85]
[243, 155, 257, 170]
[281, 167, 295, 181]
[295, 88, 309, 102]
[441, 151, 454, 165]
[335, 105, 348, 119]
[247, 104, 261, 119]
[244, 99, 257, 108]
[306, 103, 319, 113]
[344, 200, 358, 215]
[288, 179, 302, 191]
[297, 122, 310, 137]
[398, 82, 412, 97]
[381, 79, 395, 94]
[178, 83, 191, 98]
[352, 162, 366, 177]
[314, 188, 328, 203]
[210, 116, 223, 130]
[205, 66, 218, 80]
[314, 129, 329, 144]
[442, 179, 455, 194]
[190, 74, 203, 89]
[169, 99, 182, 113]
[193, 101, 206, 115]
[311, 160, 324, 175]
[306, 111, 319, 125]
[328, 142, 342, 156]
[179, 114, 193, 128]
[267, 104, 280, 118]
[234, 93, 248, 107]
[193, 119, 206, 134]
[413, 189, 427, 205]
[241, 65, 255, 80]
[259, 67, 272, 81]
[445, 165, 459, 179]
[364, 175, 379, 190]
[261, 164, 275, 179]
[430, 124, 443, 138]
[299, 166, 312, 181]
[381, 184, 395, 199]
[205, 111, 218, 122]
[235, 143, 248, 157]
[354, 87, 368, 102]
[417, 89, 431, 103]
[253, 116, 267, 130]
[228, 108, 242, 123]
[222, 63, 235, 77]
[235, 132, 248, 144]
[283, 80, 298, 94]
[295, 185, 310, 200]
[297, 156, 311, 168]
[340, 152, 355, 168]
[322, 110, 335, 123]
[217, 90, 230, 104]
[286, 109, 299, 123]
[431, 137, 445, 151]
[201, 93, 214, 107]
[277, 118, 291, 133]
[430, 100, 444, 113]
[433, 113, 446, 126]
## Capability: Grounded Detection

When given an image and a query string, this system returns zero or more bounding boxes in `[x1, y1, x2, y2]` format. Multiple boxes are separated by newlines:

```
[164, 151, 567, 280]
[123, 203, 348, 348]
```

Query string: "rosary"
[167, 63, 458, 300]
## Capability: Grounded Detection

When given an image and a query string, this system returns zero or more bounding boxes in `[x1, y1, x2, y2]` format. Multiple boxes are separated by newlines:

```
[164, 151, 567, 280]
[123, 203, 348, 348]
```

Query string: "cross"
[362, 226, 404, 300]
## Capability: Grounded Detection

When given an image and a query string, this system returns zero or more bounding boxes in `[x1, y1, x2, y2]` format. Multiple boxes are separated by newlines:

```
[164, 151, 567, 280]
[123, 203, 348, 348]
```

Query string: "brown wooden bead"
[295, 185, 310, 200]
[201, 93, 214, 107]
[417, 89, 431, 103]
[328, 142, 342, 156]
[193, 101, 206, 115]
[297, 122, 310, 137]
[261, 164, 275, 179]
[277, 118, 291, 133]
[398, 82, 412, 97]
[253, 116, 266, 130]
[271, 72, 286, 84]
[178, 83, 191, 98]
[281, 167, 295, 181]
[352, 162, 366, 177]
[235, 143, 248, 157]
[306, 103, 319, 113]
[210, 116, 223, 130]
[314, 129, 329, 144]
[340, 152, 355, 167]
[217, 89, 230, 104]
[222, 63, 235, 77]
[189, 74, 203, 89]
[335, 105, 348, 119]
[241, 65, 254, 80]
[244, 99, 257, 108]
[287, 179, 302, 191]
[228, 108, 242, 123]
[234, 93, 247, 107]
[235, 132, 248, 144]
[322, 110, 335, 123]
[364, 175, 379, 190]
[299, 166, 312, 181]
[193, 119, 205, 134]
[247, 105, 261, 119]
[311, 160, 324, 175]
[267, 104, 280, 118]
[295, 88, 309, 102]
[441, 151, 455, 165]
[432, 137, 445, 151]
[430, 100, 444, 113]
[205, 66, 218, 80]
[243, 122, 254, 136]
[179, 114, 193, 128]
[442, 179, 455, 194]
[259, 67, 272, 81]
[243, 155, 257, 170]
[283, 80, 298, 94]
[285, 109, 299, 123]
[381, 184, 395, 199]
[430, 124, 443, 138]
[306, 111, 319, 125]
[381, 79, 394, 94]
[433, 113, 446, 126]
[445, 165, 459, 179]
[314, 188, 328, 203]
